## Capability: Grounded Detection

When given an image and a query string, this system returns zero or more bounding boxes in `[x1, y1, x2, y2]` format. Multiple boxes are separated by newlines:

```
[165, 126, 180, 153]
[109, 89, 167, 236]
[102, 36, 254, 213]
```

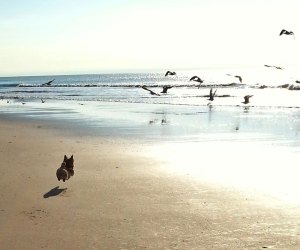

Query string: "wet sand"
[0, 118, 300, 249]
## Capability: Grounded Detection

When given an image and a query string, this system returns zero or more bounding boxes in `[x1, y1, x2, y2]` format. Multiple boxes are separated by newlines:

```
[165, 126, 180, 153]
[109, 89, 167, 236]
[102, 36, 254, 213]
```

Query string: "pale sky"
[1, 0, 300, 76]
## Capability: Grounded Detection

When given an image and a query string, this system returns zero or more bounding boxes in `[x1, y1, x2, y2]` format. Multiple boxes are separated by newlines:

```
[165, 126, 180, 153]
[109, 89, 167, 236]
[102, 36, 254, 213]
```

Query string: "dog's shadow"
[43, 186, 67, 198]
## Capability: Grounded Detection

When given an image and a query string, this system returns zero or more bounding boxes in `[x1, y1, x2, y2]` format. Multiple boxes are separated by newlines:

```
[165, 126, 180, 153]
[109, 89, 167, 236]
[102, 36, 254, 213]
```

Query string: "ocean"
[1, 68, 300, 143]
[0, 67, 300, 106]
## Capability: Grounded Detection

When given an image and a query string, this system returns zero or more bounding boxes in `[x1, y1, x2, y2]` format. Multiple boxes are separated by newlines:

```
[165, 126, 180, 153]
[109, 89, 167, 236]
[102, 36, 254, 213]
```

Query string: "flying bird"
[165, 71, 176, 77]
[242, 95, 253, 104]
[161, 86, 173, 93]
[264, 65, 283, 70]
[142, 86, 160, 96]
[189, 76, 204, 83]
[208, 88, 217, 101]
[234, 75, 242, 83]
[279, 29, 295, 39]
[226, 74, 243, 83]
[279, 29, 294, 36]
[41, 98, 45, 103]
[42, 79, 55, 86]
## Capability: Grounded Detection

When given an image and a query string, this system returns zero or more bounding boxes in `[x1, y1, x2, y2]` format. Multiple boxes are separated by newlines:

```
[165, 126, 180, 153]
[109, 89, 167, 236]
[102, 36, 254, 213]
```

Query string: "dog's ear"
[64, 155, 68, 161]
[70, 155, 73, 160]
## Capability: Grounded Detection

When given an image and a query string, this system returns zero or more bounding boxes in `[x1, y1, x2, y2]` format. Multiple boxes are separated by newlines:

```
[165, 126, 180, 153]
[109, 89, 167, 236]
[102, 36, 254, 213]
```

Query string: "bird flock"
[141, 28, 296, 106]
[2, 29, 296, 107]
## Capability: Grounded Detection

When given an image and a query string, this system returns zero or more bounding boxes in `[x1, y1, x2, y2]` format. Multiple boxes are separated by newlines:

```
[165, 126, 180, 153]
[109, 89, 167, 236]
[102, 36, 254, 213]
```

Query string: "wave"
[0, 83, 19, 87]
[250, 84, 300, 90]
[2, 94, 300, 110]
[17, 82, 243, 88]
[10, 90, 61, 93]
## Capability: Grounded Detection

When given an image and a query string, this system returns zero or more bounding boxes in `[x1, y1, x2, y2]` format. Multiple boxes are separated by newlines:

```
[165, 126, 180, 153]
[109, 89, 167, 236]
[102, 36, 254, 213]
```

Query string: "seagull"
[161, 119, 167, 125]
[279, 29, 294, 36]
[161, 86, 173, 93]
[189, 76, 204, 83]
[226, 74, 243, 83]
[142, 86, 160, 96]
[208, 88, 217, 101]
[279, 29, 295, 39]
[41, 98, 45, 103]
[264, 65, 283, 70]
[165, 71, 176, 77]
[234, 75, 242, 83]
[242, 95, 253, 104]
[42, 79, 55, 86]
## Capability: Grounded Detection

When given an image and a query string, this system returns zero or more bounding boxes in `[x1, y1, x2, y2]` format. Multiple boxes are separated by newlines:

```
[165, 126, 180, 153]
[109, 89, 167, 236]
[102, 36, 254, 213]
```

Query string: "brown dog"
[56, 155, 75, 182]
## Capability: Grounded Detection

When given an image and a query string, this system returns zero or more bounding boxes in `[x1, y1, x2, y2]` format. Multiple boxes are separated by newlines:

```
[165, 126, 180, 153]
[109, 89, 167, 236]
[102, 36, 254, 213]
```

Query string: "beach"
[2, 0, 300, 248]
[1, 106, 300, 249]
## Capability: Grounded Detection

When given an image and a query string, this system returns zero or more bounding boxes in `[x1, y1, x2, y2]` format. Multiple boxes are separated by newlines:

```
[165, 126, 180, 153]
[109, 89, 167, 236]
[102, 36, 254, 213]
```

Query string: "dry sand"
[0, 119, 300, 250]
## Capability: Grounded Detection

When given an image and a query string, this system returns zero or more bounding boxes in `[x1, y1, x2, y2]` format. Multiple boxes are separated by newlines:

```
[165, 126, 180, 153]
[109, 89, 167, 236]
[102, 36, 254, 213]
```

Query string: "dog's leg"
[69, 169, 74, 176]
[63, 179, 65, 182]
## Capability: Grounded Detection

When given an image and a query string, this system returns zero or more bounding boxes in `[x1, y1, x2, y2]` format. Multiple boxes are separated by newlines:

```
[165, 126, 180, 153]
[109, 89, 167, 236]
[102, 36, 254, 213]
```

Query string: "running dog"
[56, 155, 75, 182]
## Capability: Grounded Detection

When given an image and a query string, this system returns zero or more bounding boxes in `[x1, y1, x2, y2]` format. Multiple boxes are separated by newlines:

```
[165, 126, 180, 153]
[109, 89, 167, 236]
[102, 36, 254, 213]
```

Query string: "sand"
[0, 118, 300, 250]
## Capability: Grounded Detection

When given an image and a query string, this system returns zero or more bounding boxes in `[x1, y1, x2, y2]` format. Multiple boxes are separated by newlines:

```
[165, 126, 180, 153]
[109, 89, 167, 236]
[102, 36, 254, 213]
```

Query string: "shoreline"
[0, 115, 300, 249]
[1, 99, 300, 144]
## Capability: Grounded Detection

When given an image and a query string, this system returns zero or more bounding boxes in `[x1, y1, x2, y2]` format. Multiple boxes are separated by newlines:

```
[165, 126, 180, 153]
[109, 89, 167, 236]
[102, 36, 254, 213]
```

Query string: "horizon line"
[0, 64, 266, 78]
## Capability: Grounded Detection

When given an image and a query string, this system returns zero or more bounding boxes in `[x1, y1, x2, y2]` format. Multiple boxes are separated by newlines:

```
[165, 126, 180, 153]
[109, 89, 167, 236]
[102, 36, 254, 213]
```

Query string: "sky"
[1, 0, 300, 76]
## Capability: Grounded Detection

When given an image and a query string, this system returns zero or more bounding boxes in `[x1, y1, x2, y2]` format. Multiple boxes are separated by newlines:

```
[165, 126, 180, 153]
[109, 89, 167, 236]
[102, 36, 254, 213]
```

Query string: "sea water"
[1, 68, 300, 143]
[0, 67, 300, 106]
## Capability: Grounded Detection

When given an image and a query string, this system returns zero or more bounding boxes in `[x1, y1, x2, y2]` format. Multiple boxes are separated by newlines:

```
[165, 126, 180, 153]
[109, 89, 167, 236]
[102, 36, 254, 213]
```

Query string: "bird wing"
[235, 76, 242, 83]
[279, 29, 287, 35]
[165, 71, 171, 77]
[150, 90, 160, 96]
[45, 79, 55, 85]
[213, 89, 217, 97]
[142, 86, 160, 96]
[190, 76, 197, 81]
[142, 86, 151, 92]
